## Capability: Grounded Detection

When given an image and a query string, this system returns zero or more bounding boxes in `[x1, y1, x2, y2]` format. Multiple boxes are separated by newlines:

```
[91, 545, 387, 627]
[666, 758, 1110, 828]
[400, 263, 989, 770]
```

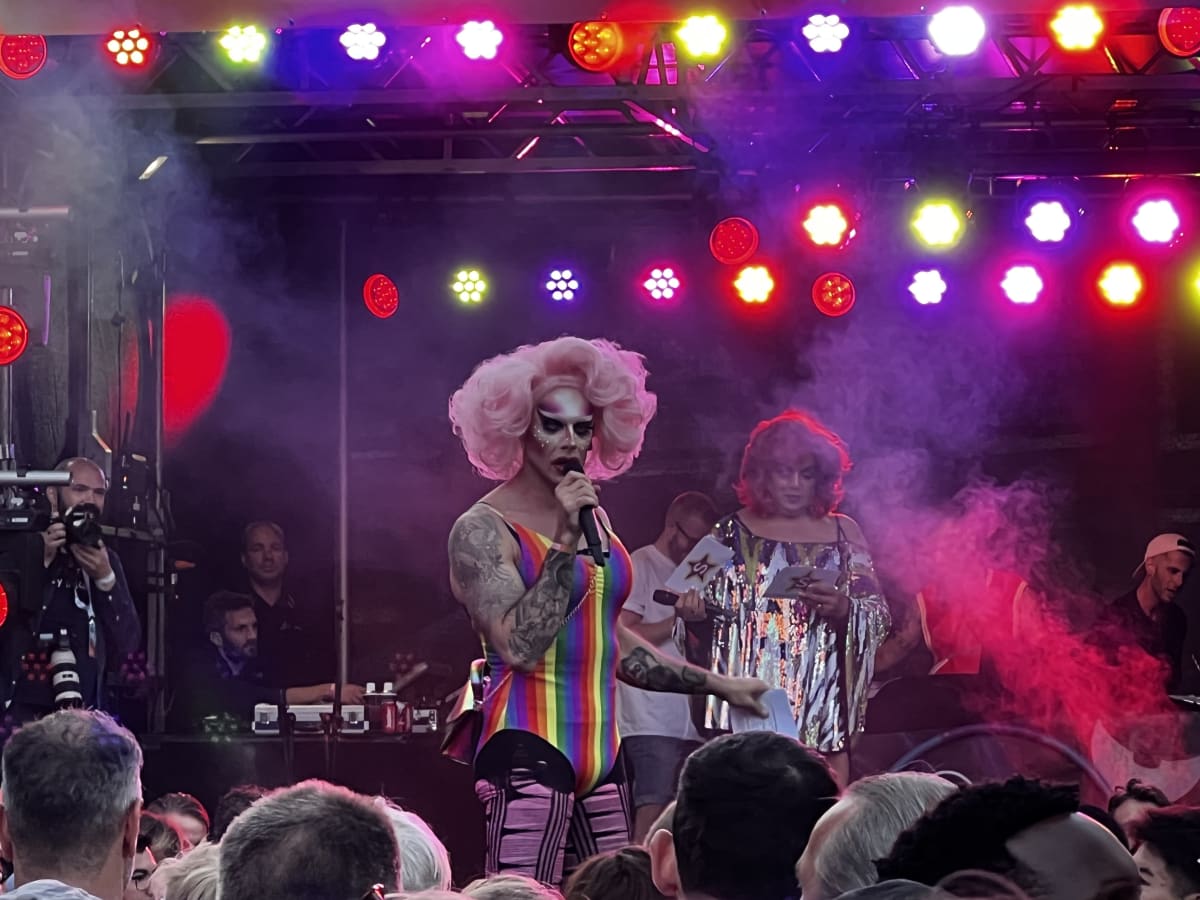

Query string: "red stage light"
[568, 21, 625, 72]
[1159, 7, 1200, 57]
[0, 309, 29, 366]
[0, 582, 8, 629]
[163, 297, 231, 444]
[106, 28, 152, 67]
[0, 35, 48, 80]
[363, 273, 399, 318]
[812, 273, 855, 317]
[709, 217, 759, 265]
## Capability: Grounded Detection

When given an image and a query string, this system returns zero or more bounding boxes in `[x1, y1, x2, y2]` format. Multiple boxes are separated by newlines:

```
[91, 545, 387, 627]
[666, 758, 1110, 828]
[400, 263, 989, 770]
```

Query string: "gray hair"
[809, 773, 958, 899]
[1, 709, 142, 872]
[158, 839, 219, 900]
[373, 798, 452, 893]
[462, 874, 564, 900]
[242, 521, 286, 552]
[219, 779, 400, 900]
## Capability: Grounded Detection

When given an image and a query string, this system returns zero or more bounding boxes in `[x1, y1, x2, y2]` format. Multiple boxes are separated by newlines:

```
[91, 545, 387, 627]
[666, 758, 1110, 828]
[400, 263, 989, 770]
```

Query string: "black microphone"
[561, 460, 605, 567]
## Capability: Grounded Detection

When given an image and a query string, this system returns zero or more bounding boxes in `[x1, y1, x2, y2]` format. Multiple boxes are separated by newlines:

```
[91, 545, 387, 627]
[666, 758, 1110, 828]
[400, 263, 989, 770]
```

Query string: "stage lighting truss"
[4, 10, 1200, 182]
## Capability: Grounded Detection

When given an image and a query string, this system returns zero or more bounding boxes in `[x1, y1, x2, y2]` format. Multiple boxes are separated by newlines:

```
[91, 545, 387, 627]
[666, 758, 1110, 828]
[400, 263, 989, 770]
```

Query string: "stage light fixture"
[220, 25, 267, 63]
[928, 6, 986, 56]
[677, 15, 727, 58]
[451, 269, 488, 304]
[709, 217, 759, 265]
[803, 14, 850, 52]
[1025, 200, 1072, 243]
[0, 34, 48, 80]
[1098, 262, 1143, 306]
[734, 266, 775, 304]
[1158, 7, 1200, 58]
[106, 28, 152, 67]
[909, 269, 947, 305]
[1132, 198, 1181, 244]
[545, 269, 580, 302]
[1050, 5, 1104, 50]
[340, 23, 386, 61]
[912, 201, 963, 248]
[362, 274, 399, 318]
[1001, 265, 1044, 305]
[812, 273, 855, 317]
[0, 308, 29, 366]
[568, 21, 624, 72]
[803, 203, 851, 247]
[642, 267, 681, 301]
[457, 21, 503, 60]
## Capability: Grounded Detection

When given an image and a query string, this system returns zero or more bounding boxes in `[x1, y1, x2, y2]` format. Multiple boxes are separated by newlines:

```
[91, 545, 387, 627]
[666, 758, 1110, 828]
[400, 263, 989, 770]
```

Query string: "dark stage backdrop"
[160, 195, 1200, 693]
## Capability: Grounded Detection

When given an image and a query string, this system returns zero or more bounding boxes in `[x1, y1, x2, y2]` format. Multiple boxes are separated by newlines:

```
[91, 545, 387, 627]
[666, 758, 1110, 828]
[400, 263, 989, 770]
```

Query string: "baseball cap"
[1133, 533, 1196, 578]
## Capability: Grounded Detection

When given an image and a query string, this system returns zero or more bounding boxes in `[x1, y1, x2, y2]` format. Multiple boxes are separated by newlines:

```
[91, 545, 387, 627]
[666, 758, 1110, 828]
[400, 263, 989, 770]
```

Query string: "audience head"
[1079, 805, 1129, 850]
[1108, 778, 1170, 833]
[650, 731, 839, 900]
[138, 814, 182, 866]
[203, 591, 259, 660]
[242, 521, 288, 585]
[565, 846, 666, 900]
[124, 833, 157, 900]
[798, 772, 958, 900]
[644, 802, 675, 848]
[210, 784, 267, 842]
[876, 776, 1139, 900]
[372, 797, 452, 893]
[154, 839, 219, 900]
[462, 874, 564, 899]
[0, 709, 142, 893]
[219, 779, 400, 900]
[146, 793, 209, 848]
[1132, 806, 1200, 900]
[735, 410, 851, 520]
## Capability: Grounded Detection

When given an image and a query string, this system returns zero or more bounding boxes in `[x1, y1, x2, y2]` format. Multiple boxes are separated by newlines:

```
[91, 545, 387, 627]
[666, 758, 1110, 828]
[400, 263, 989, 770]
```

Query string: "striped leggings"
[474, 731, 631, 886]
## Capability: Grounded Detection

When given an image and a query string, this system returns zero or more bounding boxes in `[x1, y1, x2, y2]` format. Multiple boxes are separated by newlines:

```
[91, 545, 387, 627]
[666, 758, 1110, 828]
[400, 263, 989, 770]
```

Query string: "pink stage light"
[803, 203, 852, 247]
[1131, 198, 1181, 244]
[456, 20, 503, 60]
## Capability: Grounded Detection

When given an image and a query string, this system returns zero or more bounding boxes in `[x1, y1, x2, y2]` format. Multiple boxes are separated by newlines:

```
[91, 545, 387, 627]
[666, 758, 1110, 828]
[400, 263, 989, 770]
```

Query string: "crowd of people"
[10, 334, 1198, 898]
[3, 707, 1198, 900]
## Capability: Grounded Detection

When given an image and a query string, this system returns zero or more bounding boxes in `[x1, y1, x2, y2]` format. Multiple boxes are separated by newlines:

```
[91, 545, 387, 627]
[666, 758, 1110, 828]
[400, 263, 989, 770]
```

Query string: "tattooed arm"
[448, 505, 576, 672]
[616, 622, 769, 714]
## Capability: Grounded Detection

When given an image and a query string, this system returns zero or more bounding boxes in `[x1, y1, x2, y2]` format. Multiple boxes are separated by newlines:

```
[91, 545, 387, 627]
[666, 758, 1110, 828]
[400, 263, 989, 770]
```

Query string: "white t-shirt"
[617, 544, 702, 741]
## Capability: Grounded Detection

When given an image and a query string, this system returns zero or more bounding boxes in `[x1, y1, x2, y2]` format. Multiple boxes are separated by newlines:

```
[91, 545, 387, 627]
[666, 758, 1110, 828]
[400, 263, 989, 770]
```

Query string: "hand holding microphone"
[556, 460, 605, 567]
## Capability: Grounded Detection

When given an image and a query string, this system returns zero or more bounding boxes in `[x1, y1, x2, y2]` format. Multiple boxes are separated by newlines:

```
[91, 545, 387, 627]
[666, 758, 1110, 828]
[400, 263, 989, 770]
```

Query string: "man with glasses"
[618, 491, 720, 842]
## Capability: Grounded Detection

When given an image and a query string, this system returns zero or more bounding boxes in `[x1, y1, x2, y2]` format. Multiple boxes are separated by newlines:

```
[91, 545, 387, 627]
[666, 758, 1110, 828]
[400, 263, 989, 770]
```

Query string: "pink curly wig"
[735, 409, 852, 517]
[449, 336, 658, 482]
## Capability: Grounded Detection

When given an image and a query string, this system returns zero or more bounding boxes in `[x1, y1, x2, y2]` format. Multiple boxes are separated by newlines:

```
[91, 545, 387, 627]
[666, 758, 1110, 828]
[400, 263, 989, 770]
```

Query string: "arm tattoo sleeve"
[619, 646, 708, 693]
[507, 549, 575, 664]
[449, 509, 575, 667]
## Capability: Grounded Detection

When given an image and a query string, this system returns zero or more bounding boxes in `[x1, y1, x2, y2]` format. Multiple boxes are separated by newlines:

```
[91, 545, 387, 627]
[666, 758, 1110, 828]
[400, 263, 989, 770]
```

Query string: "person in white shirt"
[618, 492, 720, 842]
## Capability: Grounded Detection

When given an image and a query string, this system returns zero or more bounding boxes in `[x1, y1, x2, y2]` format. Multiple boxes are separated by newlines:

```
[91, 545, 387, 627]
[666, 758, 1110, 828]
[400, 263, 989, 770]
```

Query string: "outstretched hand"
[720, 676, 770, 718]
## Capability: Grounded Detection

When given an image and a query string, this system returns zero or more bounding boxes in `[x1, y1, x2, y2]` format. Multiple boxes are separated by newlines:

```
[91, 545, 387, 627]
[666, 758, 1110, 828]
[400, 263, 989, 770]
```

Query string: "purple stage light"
[1001, 265, 1044, 305]
[909, 269, 947, 305]
[457, 20, 503, 60]
[1132, 198, 1181, 244]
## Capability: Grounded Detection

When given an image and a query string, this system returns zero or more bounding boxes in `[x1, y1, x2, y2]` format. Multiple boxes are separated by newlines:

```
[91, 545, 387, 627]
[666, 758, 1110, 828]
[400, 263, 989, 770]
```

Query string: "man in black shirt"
[240, 521, 333, 687]
[173, 592, 358, 731]
[1097, 533, 1195, 692]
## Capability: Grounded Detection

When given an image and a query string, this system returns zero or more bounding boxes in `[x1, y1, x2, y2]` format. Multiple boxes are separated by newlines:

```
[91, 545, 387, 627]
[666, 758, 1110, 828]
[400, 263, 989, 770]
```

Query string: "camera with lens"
[59, 503, 104, 548]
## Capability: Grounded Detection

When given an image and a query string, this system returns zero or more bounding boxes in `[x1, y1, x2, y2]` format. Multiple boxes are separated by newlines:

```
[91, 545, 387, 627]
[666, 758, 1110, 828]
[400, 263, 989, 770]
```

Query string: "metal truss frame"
[0, 12, 1197, 184]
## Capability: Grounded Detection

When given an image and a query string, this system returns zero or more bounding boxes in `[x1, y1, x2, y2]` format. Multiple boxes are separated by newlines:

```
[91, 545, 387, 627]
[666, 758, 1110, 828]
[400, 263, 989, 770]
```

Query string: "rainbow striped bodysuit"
[476, 516, 633, 796]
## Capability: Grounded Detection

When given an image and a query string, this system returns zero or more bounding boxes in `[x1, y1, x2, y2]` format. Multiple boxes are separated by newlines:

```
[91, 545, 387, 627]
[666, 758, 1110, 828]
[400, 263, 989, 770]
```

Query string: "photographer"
[4, 457, 141, 718]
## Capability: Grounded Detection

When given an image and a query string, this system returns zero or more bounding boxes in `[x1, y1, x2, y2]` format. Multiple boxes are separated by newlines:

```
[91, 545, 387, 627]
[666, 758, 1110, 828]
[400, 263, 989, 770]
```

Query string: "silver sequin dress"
[704, 513, 892, 753]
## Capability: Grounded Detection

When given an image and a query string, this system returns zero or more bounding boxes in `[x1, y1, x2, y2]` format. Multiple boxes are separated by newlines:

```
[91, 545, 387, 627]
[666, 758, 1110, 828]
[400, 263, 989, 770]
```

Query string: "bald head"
[51, 458, 108, 515]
